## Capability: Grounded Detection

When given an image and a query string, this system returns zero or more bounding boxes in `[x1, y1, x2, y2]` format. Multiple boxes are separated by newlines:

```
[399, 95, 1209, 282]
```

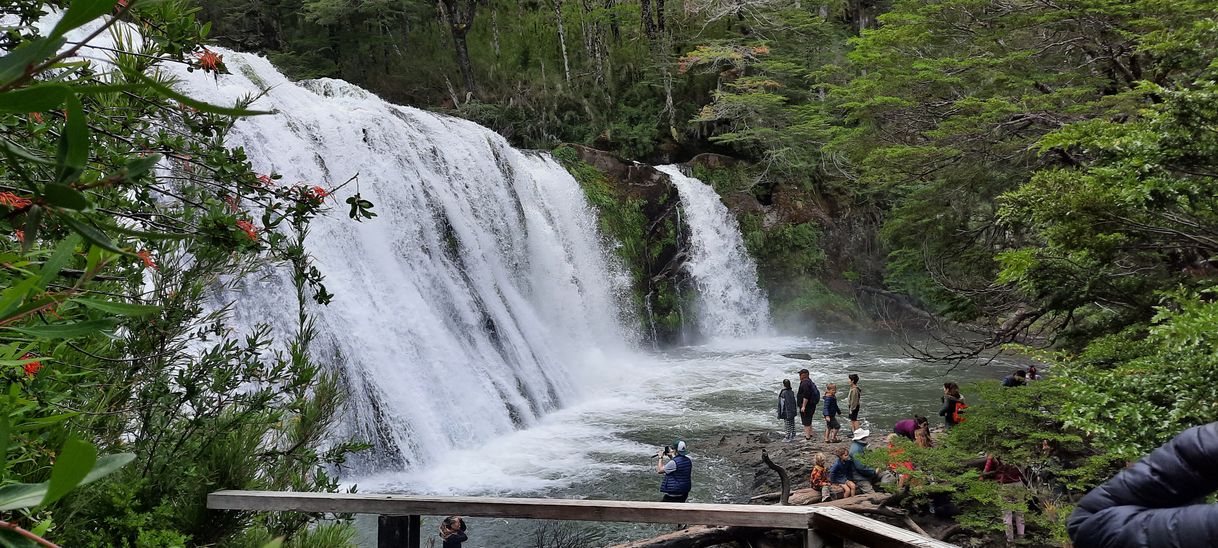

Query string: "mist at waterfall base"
[162, 47, 1011, 546]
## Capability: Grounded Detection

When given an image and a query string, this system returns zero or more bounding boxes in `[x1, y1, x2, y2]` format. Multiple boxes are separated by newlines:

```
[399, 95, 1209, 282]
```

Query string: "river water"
[352, 332, 1007, 546]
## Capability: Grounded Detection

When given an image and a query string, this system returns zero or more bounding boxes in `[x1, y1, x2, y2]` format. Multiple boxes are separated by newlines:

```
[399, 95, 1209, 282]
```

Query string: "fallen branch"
[606, 525, 742, 548]
[760, 449, 790, 505]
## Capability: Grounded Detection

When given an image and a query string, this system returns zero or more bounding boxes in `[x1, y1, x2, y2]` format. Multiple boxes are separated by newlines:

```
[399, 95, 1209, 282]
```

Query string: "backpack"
[952, 401, 968, 424]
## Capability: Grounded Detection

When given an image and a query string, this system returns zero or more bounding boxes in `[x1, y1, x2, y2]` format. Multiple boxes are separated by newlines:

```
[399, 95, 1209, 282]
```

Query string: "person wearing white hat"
[848, 428, 880, 490]
[656, 439, 693, 502]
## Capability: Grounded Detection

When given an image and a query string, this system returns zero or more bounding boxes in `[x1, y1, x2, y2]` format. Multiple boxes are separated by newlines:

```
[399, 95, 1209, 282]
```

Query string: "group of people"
[652, 365, 1039, 507]
[777, 369, 863, 443]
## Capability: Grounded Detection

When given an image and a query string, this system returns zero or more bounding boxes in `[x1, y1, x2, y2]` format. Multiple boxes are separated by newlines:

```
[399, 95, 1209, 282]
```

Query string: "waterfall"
[168, 52, 637, 469]
[657, 165, 772, 339]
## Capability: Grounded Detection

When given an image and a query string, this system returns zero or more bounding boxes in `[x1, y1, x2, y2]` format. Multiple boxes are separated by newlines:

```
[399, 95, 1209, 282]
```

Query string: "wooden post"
[378, 515, 421, 548]
[805, 529, 843, 548]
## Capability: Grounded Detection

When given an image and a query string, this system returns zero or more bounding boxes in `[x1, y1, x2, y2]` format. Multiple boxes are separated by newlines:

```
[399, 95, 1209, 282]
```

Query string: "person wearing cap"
[656, 440, 693, 502]
[796, 368, 820, 441]
[848, 428, 879, 492]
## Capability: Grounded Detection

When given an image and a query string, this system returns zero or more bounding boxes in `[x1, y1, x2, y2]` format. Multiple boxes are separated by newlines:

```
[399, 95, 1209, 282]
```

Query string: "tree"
[438, 0, 479, 97]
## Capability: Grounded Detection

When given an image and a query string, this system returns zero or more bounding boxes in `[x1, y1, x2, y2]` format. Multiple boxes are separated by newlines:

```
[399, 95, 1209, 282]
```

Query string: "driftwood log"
[606, 525, 743, 548]
[760, 449, 791, 505]
[606, 493, 920, 548]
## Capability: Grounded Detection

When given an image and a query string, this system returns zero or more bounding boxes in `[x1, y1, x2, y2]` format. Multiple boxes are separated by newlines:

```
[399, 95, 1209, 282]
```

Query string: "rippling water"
[350, 333, 1009, 546]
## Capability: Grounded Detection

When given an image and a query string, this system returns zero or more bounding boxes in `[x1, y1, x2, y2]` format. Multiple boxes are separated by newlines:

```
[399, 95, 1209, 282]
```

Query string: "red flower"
[21, 353, 42, 377]
[114, 0, 128, 13]
[0, 192, 32, 209]
[257, 174, 274, 187]
[195, 49, 224, 73]
[28, 112, 43, 123]
[223, 195, 240, 211]
[311, 186, 329, 199]
[235, 220, 259, 240]
[14, 229, 24, 245]
[137, 249, 157, 270]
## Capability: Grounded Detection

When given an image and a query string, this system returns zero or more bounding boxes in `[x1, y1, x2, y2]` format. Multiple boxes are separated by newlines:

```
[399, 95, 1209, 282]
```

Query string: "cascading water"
[167, 51, 637, 470]
[658, 165, 772, 339]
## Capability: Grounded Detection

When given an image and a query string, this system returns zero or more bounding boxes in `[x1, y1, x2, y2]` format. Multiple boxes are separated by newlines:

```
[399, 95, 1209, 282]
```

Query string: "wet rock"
[781, 352, 813, 360]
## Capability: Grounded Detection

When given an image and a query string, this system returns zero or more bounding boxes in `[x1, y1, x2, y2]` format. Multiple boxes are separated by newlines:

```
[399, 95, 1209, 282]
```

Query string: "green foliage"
[870, 381, 1105, 545]
[1, 1, 364, 545]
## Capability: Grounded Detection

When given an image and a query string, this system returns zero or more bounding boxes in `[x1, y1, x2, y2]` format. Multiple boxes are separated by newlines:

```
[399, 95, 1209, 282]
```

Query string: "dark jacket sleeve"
[1068, 421, 1218, 548]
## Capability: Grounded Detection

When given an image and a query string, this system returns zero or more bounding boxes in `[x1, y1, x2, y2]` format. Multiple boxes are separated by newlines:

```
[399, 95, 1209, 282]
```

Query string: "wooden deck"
[208, 490, 957, 548]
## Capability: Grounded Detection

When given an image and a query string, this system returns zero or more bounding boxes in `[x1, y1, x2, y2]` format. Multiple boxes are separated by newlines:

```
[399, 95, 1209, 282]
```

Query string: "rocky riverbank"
[697, 428, 962, 544]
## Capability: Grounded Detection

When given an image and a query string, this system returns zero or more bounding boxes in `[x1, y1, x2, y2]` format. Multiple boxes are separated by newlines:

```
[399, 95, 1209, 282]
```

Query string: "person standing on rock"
[847, 373, 862, 432]
[797, 368, 820, 441]
[656, 440, 693, 503]
[939, 382, 966, 430]
[777, 379, 798, 442]
[822, 383, 843, 443]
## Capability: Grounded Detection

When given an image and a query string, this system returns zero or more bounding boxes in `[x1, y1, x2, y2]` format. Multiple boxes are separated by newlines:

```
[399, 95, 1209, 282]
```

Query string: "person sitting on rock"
[829, 446, 857, 498]
[809, 452, 836, 502]
[1002, 369, 1028, 387]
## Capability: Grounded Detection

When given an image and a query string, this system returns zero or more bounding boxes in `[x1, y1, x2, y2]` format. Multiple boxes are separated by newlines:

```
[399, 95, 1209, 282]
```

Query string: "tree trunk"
[656, 0, 666, 32]
[554, 0, 572, 83]
[492, 6, 501, 58]
[640, 0, 656, 37]
[439, 0, 479, 97]
[606, 0, 621, 43]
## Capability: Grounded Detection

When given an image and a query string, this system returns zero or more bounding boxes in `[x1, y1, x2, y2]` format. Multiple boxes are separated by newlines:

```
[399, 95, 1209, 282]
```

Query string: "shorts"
[827, 417, 840, 430]
[800, 408, 816, 426]
[848, 408, 860, 421]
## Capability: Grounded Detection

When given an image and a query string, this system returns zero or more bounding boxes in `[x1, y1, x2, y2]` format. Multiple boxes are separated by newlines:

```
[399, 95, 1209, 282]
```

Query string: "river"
[351, 331, 1008, 546]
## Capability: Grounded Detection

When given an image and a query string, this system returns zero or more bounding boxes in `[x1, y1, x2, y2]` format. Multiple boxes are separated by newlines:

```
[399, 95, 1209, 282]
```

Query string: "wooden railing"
[207, 490, 957, 548]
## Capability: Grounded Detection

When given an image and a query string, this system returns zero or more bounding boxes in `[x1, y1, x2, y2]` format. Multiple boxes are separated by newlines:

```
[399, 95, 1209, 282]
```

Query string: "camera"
[653, 445, 672, 458]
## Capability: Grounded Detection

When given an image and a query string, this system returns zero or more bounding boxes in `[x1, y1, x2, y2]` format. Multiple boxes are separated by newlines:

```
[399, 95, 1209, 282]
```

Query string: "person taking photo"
[656, 440, 693, 502]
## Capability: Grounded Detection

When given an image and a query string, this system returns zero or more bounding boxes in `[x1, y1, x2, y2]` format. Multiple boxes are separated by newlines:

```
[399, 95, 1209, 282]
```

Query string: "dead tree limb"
[760, 449, 790, 505]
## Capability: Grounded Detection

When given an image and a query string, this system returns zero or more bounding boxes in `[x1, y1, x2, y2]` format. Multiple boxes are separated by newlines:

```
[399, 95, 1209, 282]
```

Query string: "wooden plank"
[209, 490, 817, 529]
[809, 507, 956, 548]
[208, 490, 959, 548]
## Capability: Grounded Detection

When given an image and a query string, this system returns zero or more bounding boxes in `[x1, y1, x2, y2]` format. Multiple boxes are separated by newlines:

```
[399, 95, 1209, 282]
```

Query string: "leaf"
[0, 37, 66, 86]
[20, 205, 42, 254]
[1, 137, 56, 166]
[0, 278, 40, 322]
[42, 183, 90, 211]
[0, 453, 133, 512]
[72, 298, 160, 317]
[128, 71, 272, 116]
[54, 94, 88, 185]
[109, 222, 191, 241]
[0, 415, 9, 475]
[0, 483, 46, 512]
[79, 453, 135, 485]
[122, 153, 161, 180]
[0, 84, 71, 113]
[60, 215, 128, 255]
[41, 437, 97, 507]
[37, 234, 82, 289]
[49, 0, 121, 40]
[6, 319, 121, 339]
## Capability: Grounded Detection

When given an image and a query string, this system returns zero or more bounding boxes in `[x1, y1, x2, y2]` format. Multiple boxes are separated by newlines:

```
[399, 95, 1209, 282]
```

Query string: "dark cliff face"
[557, 145, 881, 342]
[557, 145, 693, 345]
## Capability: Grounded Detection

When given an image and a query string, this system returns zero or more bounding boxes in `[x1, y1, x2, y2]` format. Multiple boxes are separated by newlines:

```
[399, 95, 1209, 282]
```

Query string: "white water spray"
[167, 52, 637, 470]
[658, 165, 771, 338]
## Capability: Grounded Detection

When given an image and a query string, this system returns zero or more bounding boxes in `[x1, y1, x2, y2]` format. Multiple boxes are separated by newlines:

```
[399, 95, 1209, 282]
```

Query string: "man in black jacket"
[1068, 421, 1218, 548]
